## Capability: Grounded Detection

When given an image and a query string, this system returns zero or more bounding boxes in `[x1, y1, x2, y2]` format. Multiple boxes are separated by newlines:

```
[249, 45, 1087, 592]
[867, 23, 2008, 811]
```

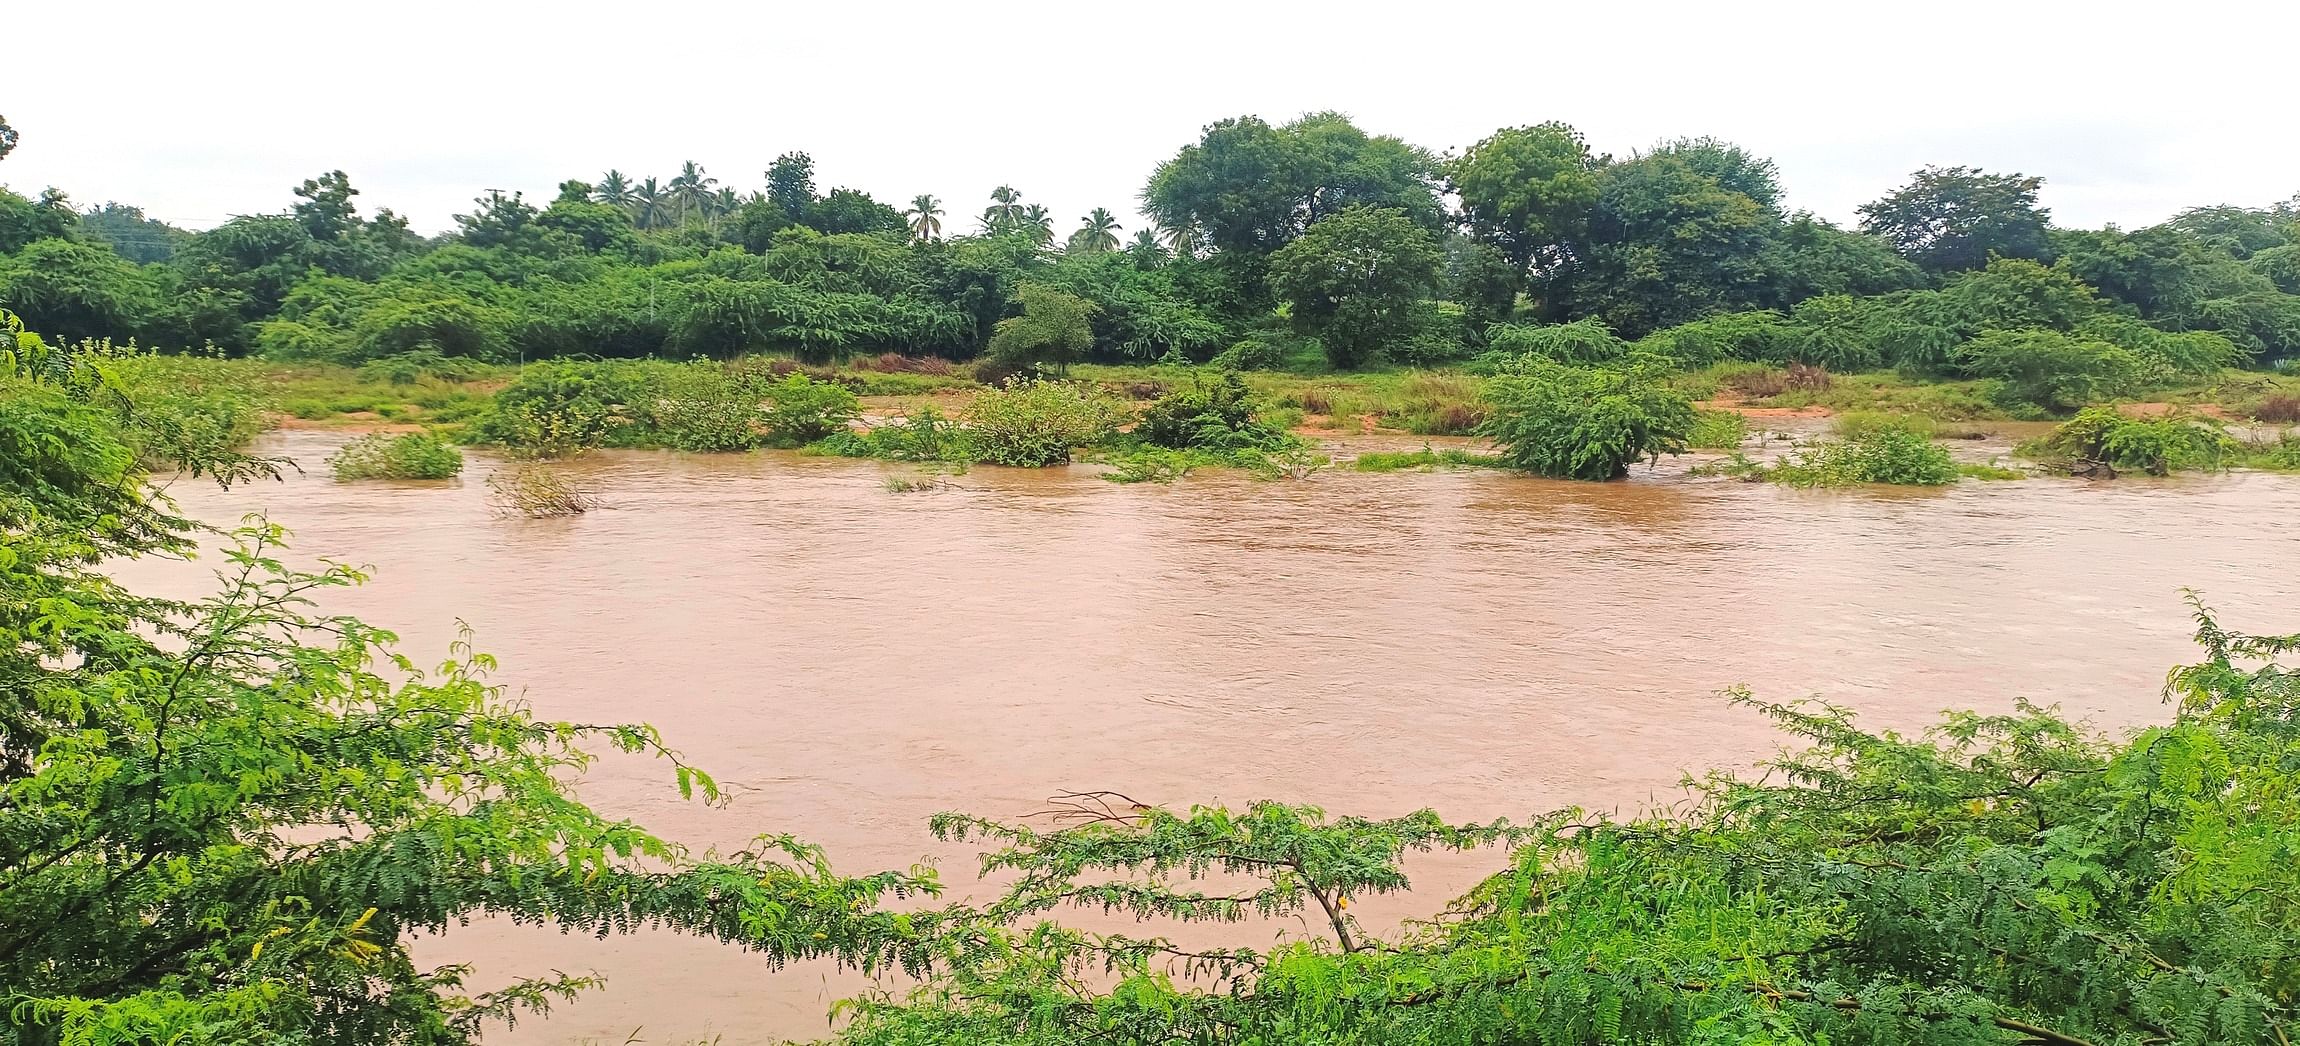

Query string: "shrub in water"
[485, 463, 595, 517]
[760, 372, 860, 446]
[964, 379, 1128, 467]
[2022, 406, 2238, 477]
[1686, 410, 1747, 450]
[329, 432, 464, 481]
[1771, 428, 1958, 487]
[1136, 371, 1292, 451]
[1479, 356, 1695, 480]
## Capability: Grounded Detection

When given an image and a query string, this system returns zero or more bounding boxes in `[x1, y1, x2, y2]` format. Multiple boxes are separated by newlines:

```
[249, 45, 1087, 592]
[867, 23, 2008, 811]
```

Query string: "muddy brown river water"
[124, 430, 2299, 1044]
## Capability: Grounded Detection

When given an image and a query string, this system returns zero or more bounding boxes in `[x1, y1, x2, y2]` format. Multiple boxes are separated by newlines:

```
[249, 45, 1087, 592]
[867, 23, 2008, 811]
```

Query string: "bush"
[1136, 371, 1292, 451]
[812, 405, 976, 463]
[1717, 363, 1788, 399]
[758, 372, 859, 446]
[1954, 328, 2143, 412]
[2021, 406, 2238, 476]
[1352, 446, 1508, 471]
[356, 349, 487, 386]
[988, 284, 1098, 370]
[1209, 337, 1287, 371]
[2251, 393, 2300, 424]
[1478, 357, 1696, 480]
[1686, 410, 1747, 450]
[1482, 319, 1627, 366]
[486, 462, 595, 516]
[1770, 428, 1958, 487]
[964, 379, 1128, 467]
[1833, 411, 1936, 440]
[329, 432, 464, 481]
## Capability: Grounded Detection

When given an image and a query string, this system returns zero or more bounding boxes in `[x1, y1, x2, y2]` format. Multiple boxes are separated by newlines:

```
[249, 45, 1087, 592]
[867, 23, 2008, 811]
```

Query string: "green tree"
[1267, 206, 1441, 369]
[0, 114, 16, 163]
[1479, 355, 1695, 479]
[1450, 121, 1603, 278]
[669, 160, 718, 226]
[1955, 328, 2143, 412]
[75, 202, 191, 265]
[1143, 112, 1440, 258]
[631, 177, 670, 230]
[1566, 146, 1782, 335]
[906, 194, 944, 240]
[593, 169, 634, 209]
[767, 151, 817, 221]
[988, 283, 1098, 370]
[1859, 165, 2053, 274]
[1068, 207, 1122, 254]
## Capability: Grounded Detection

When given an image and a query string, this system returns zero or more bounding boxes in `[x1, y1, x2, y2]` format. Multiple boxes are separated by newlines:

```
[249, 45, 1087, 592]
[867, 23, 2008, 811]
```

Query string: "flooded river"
[129, 430, 2300, 1044]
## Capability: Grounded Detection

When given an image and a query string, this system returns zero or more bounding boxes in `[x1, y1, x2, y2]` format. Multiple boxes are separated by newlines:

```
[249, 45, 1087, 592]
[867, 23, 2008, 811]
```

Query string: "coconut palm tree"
[1071, 207, 1122, 253]
[633, 178, 669, 230]
[1020, 204, 1054, 247]
[712, 187, 741, 228]
[1157, 219, 1197, 259]
[1129, 228, 1164, 255]
[981, 185, 1024, 234]
[906, 194, 944, 240]
[669, 161, 717, 226]
[594, 170, 634, 211]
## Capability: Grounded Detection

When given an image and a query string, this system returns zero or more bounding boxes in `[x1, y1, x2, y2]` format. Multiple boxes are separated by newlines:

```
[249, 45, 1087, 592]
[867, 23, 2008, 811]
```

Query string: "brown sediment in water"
[116, 432, 2300, 1044]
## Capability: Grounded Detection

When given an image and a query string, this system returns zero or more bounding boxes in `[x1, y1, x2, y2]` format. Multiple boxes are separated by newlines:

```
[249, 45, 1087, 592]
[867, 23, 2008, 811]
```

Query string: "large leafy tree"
[1267, 206, 1441, 368]
[1143, 112, 1440, 258]
[1565, 146, 1783, 336]
[1859, 165, 2053, 274]
[1449, 121, 1603, 278]
[767, 151, 817, 222]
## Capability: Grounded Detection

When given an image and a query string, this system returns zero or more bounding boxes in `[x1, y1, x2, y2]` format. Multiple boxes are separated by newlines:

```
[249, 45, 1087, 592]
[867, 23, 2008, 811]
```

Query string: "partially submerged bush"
[1686, 410, 1747, 450]
[964, 379, 1128, 467]
[1136, 371, 1293, 451]
[1955, 329, 2143, 412]
[1771, 428, 1958, 487]
[329, 432, 464, 481]
[485, 462, 595, 517]
[760, 372, 859, 446]
[1479, 357, 1695, 480]
[813, 405, 977, 464]
[2021, 406, 2238, 477]
[1352, 446, 1508, 471]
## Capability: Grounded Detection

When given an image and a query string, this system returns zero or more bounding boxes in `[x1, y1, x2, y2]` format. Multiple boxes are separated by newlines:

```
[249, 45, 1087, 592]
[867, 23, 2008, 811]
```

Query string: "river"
[125, 430, 2300, 1044]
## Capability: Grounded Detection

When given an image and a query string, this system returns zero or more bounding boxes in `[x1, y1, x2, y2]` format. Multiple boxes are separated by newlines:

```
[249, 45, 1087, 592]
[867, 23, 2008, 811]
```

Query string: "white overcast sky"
[5, 0, 2295, 239]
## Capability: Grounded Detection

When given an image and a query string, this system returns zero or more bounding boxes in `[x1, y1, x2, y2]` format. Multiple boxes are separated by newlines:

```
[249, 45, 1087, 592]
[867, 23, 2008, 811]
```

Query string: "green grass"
[1351, 446, 1509, 472]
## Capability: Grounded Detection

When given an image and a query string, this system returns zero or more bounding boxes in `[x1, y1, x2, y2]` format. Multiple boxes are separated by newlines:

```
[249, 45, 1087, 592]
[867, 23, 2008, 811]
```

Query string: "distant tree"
[1567, 147, 1781, 335]
[806, 188, 908, 237]
[1449, 121, 1603, 276]
[0, 113, 16, 162]
[767, 151, 818, 221]
[78, 202, 192, 264]
[981, 185, 1024, 234]
[631, 177, 670, 230]
[906, 194, 944, 240]
[0, 187, 78, 253]
[1144, 113, 1440, 259]
[453, 190, 543, 250]
[1267, 206, 1442, 369]
[669, 160, 718, 226]
[1127, 227, 1163, 256]
[988, 283, 1098, 370]
[593, 169, 634, 209]
[1019, 204, 1055, 247]
[1068, 208, 1122, 253]
[291, 170, 363, 241]
[1859, 165, 2052, 274]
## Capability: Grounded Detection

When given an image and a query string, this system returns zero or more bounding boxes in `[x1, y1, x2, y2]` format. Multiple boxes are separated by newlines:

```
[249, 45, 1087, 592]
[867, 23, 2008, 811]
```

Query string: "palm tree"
[981, 185, 1024, 234]
[633, 178, 668, 230]
[1129, 228, 1163, 255]
[594, 170, 634, 210]
[1071, 207, 1121, 253]
[906, 194, 944, 241]
[669, 161, 717, 226]
[1020, 204, 1054, 247]
[712, 187, 741, 228]
[1158, 219, 1197, 259]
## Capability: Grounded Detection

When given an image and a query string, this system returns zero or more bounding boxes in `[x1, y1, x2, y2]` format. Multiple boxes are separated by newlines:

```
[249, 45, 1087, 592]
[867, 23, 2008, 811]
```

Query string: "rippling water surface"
[125, 431, 2300, 1043]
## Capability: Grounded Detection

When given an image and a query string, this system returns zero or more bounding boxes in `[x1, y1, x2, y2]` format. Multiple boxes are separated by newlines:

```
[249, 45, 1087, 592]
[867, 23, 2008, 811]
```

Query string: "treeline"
[1, 112, 2296, 379]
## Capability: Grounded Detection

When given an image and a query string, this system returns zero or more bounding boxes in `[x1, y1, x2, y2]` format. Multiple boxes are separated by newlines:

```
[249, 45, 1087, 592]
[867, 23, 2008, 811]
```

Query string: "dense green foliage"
[824, 603, 2300, 1045]
[1770, 426, 1961, 486]
[2022, 407, 2241, 476]
[1478, 357, 1695, 480]
[3, 113, 2292, 404]
[328, 431, 464, 480]
[0, 315, 942, 1045]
